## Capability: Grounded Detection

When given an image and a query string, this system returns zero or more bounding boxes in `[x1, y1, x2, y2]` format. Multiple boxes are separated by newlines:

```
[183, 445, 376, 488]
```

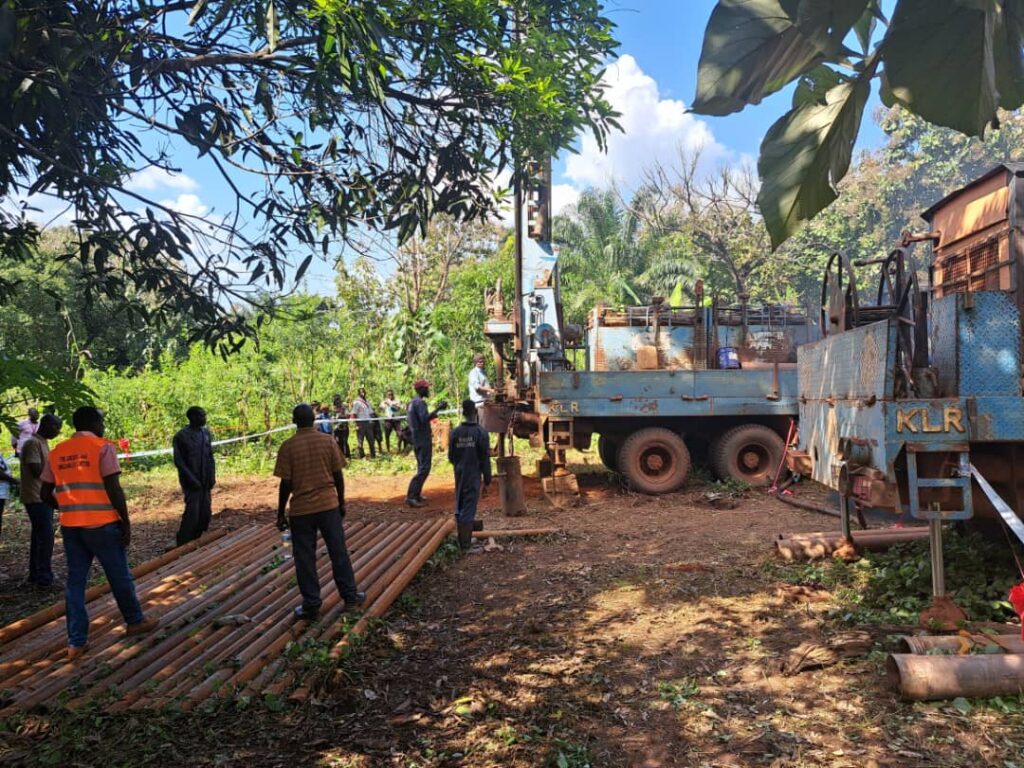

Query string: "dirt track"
[1, 468, 1022, 767]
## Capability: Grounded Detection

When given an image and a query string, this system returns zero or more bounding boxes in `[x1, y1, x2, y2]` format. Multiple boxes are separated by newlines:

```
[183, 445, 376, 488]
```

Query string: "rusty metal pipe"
[242, 521, 433, 697]
[328, 518, 454, 661]
[6, 526, 285, 711]
[169, 522, 396, 708]
[0, 526, 266, 686]
[887, 653, 1024, 700]
[0, 529, 227, 646]
[776, 528, 929, 561]
[473, 528, 559, 538]
[147, 523, 389, 708]
[898, 634, 1024, 655]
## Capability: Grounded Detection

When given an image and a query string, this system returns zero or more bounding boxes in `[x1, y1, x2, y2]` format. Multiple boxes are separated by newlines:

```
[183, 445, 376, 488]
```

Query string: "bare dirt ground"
[1, 464, 1023, 767]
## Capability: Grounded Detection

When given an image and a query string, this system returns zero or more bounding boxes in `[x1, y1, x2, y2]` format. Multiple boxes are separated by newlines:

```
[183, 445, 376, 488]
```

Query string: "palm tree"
[553, 189, 649, 322]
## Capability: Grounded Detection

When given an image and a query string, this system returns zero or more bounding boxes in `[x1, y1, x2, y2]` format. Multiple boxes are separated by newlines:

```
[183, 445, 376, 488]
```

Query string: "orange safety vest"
[48, 434, 120, 527]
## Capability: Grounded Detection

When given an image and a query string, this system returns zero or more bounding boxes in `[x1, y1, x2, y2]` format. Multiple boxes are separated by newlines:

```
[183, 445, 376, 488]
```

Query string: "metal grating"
[937, 235, 1005, 295]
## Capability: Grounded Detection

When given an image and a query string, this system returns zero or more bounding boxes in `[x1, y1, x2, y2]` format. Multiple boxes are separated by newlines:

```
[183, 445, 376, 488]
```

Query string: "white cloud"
[128, 166, 199, 193]
[563, 54, 728, 190]
[552, 184, 580, 215]
[158, 193, 209, 218]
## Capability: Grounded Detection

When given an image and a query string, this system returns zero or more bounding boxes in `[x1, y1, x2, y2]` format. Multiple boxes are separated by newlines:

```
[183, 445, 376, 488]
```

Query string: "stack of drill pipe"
[0, 528, 227, 646]
[0, 519, 452, 712]
[775, 527, 929, 561]
[889, 632, 1024, 700]
[249, 517, 449, 700]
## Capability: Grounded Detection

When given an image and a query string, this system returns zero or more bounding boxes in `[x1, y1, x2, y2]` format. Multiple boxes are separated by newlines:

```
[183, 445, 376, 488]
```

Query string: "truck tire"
[711, 424, 784, 486]
[597, 435, 620, 471]
[618, 428, 691, 494]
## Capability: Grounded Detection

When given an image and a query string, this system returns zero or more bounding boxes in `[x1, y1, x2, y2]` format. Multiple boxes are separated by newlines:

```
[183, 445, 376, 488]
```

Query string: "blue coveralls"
[406, 397, 433, 502]
[448, 421, 492, 524]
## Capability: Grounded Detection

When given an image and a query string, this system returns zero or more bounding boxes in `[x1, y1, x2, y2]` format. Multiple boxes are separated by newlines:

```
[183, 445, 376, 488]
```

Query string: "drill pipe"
[2, 526, 281, 712]
[898, 634, 1024, 655]
[775, 528, 929, 561]
[67, 523, 333, 708]
[472, 528, 559, 538]
[249, 520, 433, 698]
[327, 518, 454, 662]
[210, 521, 435, 702]
[139, 521, 389, 709]
[888, 653, 1024, 700]
[0, 526, 265, 685]
[0, 529, 227, 646]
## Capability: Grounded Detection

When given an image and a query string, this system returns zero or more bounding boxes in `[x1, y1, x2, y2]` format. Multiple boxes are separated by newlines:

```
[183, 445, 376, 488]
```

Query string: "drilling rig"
[482, 160, 815, 507]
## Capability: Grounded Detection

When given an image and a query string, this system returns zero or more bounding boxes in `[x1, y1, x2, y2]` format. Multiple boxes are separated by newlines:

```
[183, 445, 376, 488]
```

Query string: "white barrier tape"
[970, 463, 1024, 547]
[16, 407, 461, 463]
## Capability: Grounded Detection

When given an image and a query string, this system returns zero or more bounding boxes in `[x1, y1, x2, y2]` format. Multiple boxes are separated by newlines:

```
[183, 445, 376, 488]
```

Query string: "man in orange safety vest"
[41, 406, 157, 660]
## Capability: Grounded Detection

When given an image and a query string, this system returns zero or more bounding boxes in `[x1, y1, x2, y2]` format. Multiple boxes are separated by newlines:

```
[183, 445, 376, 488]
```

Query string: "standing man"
[19, 414, 62, 585]
[316, 403, 333, 434]
[468, 354, 495, 406]
[172, 406, 216, 547]
[351, 388, 376, 459]
[379, 389, 403, 453]
[0, 449, 15, 540]
[41, 406, 157, 659]
[274, 404, 365, 620]
[332, 395, 351, 459]
[405, 379, 448, 508]
[448, 400, 492, 553]
[10, 407, 40, 458]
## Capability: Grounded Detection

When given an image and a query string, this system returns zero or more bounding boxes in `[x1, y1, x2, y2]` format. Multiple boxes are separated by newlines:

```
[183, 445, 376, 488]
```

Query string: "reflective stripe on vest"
[49, 435, 119, 527]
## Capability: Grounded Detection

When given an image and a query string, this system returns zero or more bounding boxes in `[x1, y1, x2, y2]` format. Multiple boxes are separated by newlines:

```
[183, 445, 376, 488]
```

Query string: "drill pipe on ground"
[0, 525, 266, 683]
[95, 523, 385, 711]
[775, 528, 929, 561]
[472, 528, 560, 538]
[250, 520, 435, 698]
[0, 519, 458, 712]
[1, 525, 282, 712]
[888, 653, 1024, 700]
[898, 634, 1024, 655]
[0, 528, 228, 646]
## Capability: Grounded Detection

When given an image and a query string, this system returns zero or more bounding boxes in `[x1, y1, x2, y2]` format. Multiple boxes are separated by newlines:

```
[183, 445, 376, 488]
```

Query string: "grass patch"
[765, 530, 1020, 625]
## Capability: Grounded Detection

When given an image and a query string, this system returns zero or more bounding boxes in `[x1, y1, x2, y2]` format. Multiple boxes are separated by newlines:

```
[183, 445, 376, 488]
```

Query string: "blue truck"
[483, 161, 815, 498]
[787, 163, 1024, 609]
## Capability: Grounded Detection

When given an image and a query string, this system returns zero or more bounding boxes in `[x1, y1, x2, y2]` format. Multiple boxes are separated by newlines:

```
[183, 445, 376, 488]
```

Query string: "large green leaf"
[789, 0, 872, 56]
[757, 77, 869, 248]
[693, 0, 826, 115]
[693, 0, 869, 116]
[882, 0, 1000, 136]
[994, 0, 1024, 109]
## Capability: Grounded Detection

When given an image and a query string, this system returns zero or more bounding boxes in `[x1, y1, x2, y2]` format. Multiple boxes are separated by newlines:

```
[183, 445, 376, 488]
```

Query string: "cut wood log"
[780, 631, 873, 675]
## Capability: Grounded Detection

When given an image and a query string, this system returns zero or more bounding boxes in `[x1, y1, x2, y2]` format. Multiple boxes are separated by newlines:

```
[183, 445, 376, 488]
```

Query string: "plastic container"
[281, 530, 292, 559]
[717, 347, 741, 369]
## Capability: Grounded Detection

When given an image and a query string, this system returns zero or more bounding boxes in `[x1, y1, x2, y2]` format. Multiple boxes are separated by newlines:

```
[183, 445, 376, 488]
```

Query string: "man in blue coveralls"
[405, 379, 448, 508]
[448, 399, 492, 553]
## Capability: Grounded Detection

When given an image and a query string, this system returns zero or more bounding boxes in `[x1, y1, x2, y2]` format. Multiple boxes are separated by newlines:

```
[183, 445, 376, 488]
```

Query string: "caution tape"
[5, 409, 459, 465]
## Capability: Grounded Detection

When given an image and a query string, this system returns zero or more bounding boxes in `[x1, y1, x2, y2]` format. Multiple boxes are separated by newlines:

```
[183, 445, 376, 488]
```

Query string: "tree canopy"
[692, 0, 1024, 248]
[0, 0, 617, 350]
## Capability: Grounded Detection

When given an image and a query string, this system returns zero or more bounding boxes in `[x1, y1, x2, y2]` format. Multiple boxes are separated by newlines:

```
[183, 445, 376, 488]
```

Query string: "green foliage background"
[4, 107, 1024, 453]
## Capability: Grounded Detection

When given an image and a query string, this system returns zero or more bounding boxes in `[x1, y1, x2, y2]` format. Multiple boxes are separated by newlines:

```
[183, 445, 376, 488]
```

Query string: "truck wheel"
[711, 425, 784, 486]
[618, 428, 691, 494]
[597, 435, 620, 471]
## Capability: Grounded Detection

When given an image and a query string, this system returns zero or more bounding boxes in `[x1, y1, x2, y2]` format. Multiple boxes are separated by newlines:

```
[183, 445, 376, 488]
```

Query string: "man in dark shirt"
[332, 394, 351, 458]
[173, 406, 216, 546]
[448, 400, 492, 553]
[274, 403, 365, 620]
[20, 414, 62, 586]
[405, 379, 447, 508]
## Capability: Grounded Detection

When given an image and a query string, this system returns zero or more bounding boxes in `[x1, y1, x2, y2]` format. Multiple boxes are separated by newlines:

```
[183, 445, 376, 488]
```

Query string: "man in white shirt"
[468, 354, 495, 406]
[351, 388, 376, 459]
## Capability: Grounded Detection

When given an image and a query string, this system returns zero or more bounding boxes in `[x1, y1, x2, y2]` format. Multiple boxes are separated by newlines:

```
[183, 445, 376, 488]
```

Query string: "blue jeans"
[62, 522, 144, 647]
[25, 502, 55, 585]
[406, 440, 432, 501]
